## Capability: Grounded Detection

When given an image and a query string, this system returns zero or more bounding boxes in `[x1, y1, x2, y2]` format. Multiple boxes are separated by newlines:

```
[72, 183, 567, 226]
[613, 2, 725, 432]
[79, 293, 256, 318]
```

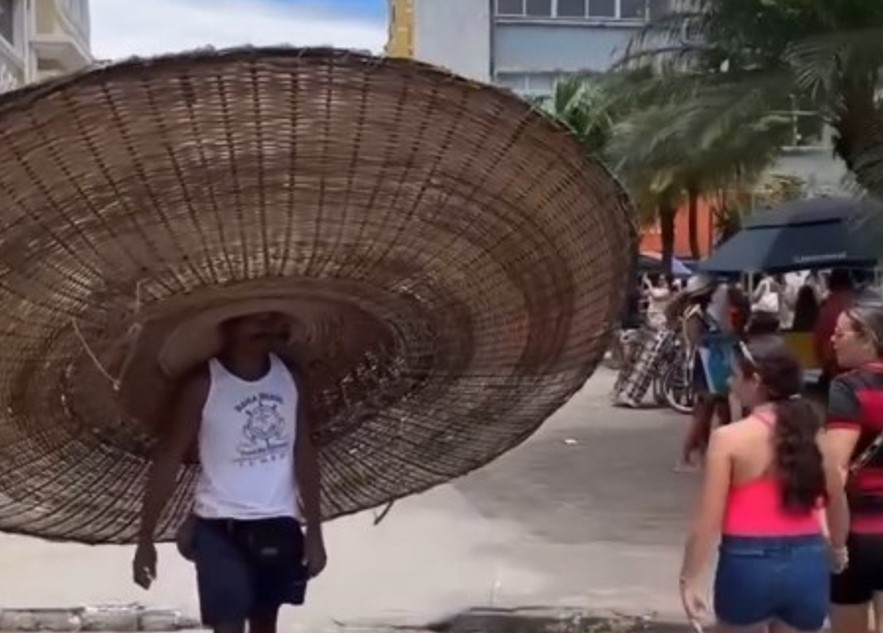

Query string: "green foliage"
[713, 204, 742, 245]
[621, 0, 883, 195]
[543, 64, 788, 263]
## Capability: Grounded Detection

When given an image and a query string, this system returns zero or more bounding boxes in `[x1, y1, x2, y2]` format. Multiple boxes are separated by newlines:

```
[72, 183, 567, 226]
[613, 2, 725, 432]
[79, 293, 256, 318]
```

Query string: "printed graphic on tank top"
[194, 354, 300, 521]
[828, 365, 883, 533]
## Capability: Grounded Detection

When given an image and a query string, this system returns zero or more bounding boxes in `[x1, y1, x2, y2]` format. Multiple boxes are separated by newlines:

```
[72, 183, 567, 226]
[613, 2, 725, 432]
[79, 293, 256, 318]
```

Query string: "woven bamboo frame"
[0, 47, 635, 544]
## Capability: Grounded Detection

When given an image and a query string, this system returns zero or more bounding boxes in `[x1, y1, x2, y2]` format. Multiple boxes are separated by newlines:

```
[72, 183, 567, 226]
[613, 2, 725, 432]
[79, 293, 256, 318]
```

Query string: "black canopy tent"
[700, 197, 880, 274]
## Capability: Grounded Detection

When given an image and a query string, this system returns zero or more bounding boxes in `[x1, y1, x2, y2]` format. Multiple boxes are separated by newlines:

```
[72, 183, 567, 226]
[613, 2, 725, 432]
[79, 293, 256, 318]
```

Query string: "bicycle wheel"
[663, 362, 695, 414]
[652, 371, 667, 405]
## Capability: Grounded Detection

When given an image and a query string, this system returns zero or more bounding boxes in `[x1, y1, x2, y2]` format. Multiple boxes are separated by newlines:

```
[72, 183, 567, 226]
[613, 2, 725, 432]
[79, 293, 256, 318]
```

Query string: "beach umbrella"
[700, 197, 880, 274]
[638, 251, 692, 277]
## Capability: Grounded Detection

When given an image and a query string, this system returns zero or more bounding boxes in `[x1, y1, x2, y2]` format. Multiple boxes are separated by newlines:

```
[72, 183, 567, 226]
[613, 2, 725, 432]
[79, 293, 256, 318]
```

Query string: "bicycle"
[653, 336, 695, 414]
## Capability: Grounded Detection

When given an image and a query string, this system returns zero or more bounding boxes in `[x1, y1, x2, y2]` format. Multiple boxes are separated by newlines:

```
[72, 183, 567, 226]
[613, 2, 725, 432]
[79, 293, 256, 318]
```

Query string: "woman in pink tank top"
[679, 335, 850, 633]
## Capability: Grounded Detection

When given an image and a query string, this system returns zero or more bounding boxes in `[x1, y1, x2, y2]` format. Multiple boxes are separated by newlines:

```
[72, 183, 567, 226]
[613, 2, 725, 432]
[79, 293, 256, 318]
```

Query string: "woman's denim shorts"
[714, 534, 829, 630]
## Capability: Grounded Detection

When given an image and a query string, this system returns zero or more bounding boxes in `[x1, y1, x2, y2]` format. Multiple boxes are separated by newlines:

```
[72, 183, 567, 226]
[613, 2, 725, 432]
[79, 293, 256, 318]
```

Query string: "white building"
[0, 0, 92, 92]
[387, 0, 848, 194]
[389, 0, 666, 94]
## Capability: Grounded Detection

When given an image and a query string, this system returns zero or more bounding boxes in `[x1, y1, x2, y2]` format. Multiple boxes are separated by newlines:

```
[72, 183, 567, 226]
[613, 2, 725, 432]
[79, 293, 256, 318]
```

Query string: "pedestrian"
[677, 274, 735, 471]
[645, 274, 674, 331]
[746, 311, 782, 337]
[823, 297, 883, 633]
[679, 336, 849, 632]
[814, 269, 857, 391]
[611, 322, 676, 408]
[793, 284, 821, 332]
[612, 274, 677, 407]
[726, 283, 751, 338]
[132, 311, 327, 633]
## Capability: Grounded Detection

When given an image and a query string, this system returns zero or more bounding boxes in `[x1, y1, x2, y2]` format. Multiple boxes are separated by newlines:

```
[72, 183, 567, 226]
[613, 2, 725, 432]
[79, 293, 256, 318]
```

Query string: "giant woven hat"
[0, 48, 634, 544]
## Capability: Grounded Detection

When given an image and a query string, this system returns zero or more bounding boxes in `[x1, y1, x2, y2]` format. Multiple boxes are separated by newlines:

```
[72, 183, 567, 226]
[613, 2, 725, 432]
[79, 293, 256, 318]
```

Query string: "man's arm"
[137, 369, 207, 544]
[295, 386, 322, 532]
[293, 371, 326, 576]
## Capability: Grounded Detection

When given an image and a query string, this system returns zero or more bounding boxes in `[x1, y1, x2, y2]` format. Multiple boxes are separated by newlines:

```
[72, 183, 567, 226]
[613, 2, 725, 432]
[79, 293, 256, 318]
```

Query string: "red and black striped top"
[828, 364, 883, 533]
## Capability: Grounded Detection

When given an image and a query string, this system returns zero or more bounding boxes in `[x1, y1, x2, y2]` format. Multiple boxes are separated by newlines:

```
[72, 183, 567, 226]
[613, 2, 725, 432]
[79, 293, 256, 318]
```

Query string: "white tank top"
[194, 354, 300, 520]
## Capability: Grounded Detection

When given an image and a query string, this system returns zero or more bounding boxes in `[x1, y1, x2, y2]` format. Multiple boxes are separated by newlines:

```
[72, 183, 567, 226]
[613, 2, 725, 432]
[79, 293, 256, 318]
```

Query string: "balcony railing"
[31, 0, 91, 70]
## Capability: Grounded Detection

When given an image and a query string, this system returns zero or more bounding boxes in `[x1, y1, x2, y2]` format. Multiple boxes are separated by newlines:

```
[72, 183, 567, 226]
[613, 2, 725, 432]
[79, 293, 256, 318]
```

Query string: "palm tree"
[606, 96, 790, 266]
[544, 73, 691, 267]
[545, 69, 787, 268]
[621, 0, 883, 197]
[542, 75, 625, 161]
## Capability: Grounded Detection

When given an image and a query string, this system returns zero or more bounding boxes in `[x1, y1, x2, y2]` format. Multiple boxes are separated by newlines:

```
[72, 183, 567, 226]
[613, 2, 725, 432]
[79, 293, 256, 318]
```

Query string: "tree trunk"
[687, 185, 701, 260]
[833, 82, 883, 198]
[658, 196, 677, 274]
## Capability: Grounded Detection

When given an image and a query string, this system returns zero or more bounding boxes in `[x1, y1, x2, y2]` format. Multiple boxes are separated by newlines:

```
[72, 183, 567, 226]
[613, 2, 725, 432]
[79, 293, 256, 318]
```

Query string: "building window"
[619, 0, 646, 19]
[526, 0, 553, 16]
[497, 0, 525, 15]
[496, 72, 528, 92]
[58, 0, 89, 35]
[525, 73, 556, 95]
[787, 111, 826, 148]
[0, 0, 14, 46]
[495, 72, 559, 98]
[558, 0, 586, 17]
[648, 0, 669, 20]
[590, 0, 616, 17]
[495, 0, 667, 19]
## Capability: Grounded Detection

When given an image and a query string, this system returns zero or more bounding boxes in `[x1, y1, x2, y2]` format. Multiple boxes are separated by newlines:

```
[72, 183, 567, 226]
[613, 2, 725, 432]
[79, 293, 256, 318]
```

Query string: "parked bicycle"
[653, 335, 695, 414]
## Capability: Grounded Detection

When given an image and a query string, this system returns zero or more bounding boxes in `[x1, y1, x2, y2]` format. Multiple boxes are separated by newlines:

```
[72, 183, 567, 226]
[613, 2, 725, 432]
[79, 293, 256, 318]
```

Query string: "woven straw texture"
[0, 48, 635, 544]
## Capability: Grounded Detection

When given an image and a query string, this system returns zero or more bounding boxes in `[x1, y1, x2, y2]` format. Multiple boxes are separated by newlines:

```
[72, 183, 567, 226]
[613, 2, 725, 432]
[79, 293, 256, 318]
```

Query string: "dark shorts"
[831, 532, 883, 605]
[193, 517, 307, 626]
[692, 367, 728, 404]
[715, 535, 828, 630]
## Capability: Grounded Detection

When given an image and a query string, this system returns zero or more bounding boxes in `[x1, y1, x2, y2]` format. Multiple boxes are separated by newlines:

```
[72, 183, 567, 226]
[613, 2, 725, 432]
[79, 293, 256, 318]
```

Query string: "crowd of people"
[611, 268, 877, 413]
[611, 271, 749, 411]
[659, 269, 883, 633]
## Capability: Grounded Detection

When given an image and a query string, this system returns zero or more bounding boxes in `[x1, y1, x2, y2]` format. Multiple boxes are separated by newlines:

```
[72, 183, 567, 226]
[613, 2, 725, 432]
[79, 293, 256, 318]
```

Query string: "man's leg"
[715, 395, 733, 427]
[249, 522, 308, 633]
[248, 609, 279, 633]
[679, 396, 713, 468]
[193, 521, 254, 633]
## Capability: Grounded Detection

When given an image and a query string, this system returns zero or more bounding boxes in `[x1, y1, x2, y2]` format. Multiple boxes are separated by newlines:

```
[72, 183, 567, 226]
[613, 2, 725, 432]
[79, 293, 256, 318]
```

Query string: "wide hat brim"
[0, 47, 635, 544]
[157, 299, 317, 378]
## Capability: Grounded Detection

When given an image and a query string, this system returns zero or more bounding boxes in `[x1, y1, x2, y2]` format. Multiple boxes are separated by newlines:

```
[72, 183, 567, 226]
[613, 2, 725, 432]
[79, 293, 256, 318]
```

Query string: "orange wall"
[640, 197, 716, 258]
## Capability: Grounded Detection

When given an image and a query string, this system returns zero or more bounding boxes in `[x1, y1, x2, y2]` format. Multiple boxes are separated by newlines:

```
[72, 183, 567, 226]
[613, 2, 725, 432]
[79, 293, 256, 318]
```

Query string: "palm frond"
[852, 138, 883, 199]
[785, 27, 883, 102]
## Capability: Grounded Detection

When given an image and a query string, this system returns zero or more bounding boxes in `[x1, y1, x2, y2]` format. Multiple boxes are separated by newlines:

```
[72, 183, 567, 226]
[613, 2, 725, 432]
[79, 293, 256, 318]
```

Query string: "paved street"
[0, 369, 698, 631]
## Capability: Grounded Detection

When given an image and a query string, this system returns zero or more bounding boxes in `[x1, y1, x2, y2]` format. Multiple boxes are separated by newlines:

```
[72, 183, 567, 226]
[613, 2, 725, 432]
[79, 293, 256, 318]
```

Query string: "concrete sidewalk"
[0, 370, 697, 631]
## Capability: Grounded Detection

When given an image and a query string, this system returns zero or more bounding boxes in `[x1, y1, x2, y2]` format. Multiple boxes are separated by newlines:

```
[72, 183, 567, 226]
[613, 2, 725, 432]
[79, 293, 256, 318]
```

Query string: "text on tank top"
[194, 354, 300, 520]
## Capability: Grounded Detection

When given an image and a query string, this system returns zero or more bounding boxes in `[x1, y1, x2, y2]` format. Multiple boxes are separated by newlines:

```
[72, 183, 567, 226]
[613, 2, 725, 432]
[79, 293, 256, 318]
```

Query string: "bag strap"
[847, 366, 883, 475]
[851, 432, 883, 474]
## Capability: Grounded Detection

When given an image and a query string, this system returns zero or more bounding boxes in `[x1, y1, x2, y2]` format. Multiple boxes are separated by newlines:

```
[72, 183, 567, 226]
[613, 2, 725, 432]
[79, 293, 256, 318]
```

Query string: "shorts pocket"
[714, 549, 774, 626]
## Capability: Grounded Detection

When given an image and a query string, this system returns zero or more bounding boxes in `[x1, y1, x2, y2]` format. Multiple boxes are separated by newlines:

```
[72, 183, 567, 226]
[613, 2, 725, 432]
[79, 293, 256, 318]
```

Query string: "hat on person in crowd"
[684, 273, 717, 297]
[0, 47, 635, 544]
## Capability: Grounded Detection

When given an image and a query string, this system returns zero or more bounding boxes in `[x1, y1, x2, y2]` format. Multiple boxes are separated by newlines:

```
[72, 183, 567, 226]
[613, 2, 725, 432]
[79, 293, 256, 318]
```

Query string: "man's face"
[223, 312, 288, 353]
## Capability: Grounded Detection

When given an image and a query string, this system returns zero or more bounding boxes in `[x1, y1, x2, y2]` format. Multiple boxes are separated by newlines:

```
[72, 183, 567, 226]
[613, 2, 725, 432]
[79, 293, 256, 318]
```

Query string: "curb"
[0, 605, 200, 632]
[424, 608, 689, 633]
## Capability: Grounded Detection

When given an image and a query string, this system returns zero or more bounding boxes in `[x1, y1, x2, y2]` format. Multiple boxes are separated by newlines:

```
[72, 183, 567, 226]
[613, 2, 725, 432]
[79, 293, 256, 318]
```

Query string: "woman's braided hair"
[735, 335, 824, 511]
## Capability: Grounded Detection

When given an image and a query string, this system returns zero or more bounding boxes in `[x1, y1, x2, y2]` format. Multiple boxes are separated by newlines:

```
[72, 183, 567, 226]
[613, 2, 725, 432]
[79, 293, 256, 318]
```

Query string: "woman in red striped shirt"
[824, 296, 883, 633]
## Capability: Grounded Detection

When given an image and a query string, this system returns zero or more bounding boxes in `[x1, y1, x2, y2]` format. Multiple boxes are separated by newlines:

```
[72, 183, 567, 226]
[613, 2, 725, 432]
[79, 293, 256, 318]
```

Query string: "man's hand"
[304, 529, 327, 578]
[133, 541, 157, 589]
[132, 370, 204, 591]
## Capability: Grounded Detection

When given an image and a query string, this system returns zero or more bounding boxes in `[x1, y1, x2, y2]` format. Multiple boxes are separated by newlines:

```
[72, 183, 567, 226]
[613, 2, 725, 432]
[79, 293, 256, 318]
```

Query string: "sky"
[90, 0, 389, 60]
